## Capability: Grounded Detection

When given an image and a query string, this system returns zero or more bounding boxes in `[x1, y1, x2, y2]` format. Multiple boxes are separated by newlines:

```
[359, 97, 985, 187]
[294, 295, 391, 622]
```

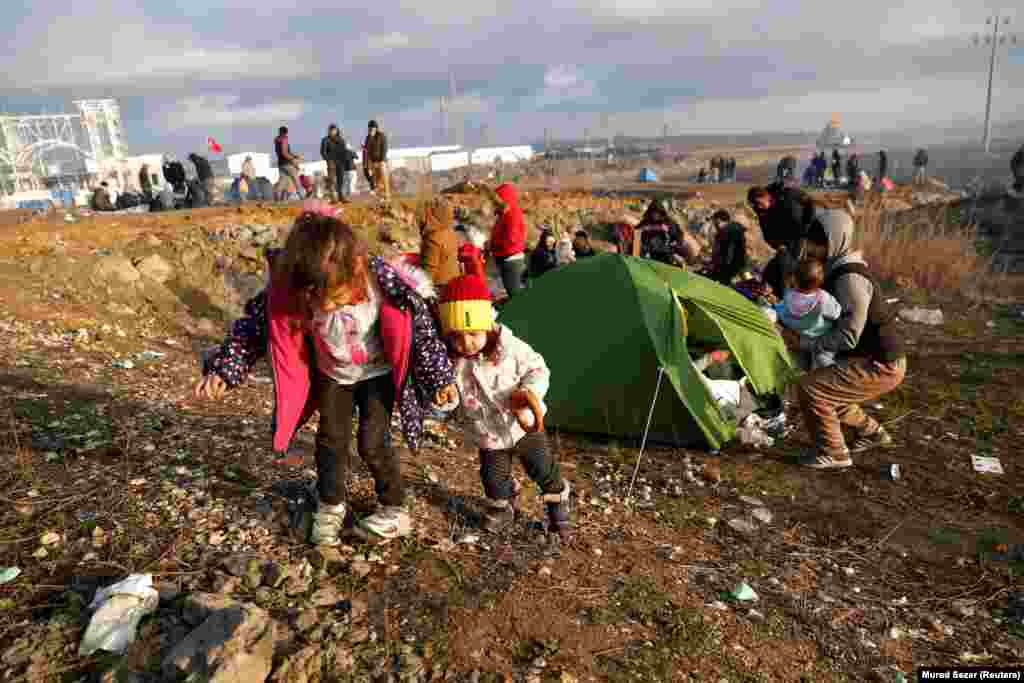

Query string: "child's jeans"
[312, 372, 400, 507]
[478, 432, 562, 501]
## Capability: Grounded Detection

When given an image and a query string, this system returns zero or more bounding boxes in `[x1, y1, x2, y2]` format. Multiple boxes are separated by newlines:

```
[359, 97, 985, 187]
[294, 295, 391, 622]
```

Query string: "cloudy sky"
[0, 0, 1021, 157]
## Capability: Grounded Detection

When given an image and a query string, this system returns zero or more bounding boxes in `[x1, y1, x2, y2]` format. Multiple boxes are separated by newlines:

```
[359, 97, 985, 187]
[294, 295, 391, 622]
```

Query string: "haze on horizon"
[0, 0, 1020, 156]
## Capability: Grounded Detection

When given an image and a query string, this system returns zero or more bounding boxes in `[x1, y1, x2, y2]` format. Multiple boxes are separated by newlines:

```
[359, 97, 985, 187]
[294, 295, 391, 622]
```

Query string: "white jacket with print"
[452, 324, 550, 451]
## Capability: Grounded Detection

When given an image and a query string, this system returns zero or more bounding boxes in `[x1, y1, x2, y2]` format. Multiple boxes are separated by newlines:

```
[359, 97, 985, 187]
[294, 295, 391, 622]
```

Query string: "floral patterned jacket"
[204, 251, 454, 452]
[451, 324, 550, 451]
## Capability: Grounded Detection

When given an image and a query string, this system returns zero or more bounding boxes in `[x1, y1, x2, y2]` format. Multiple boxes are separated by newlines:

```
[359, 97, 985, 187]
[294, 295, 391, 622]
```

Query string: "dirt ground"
[0, 186, 1022, 682]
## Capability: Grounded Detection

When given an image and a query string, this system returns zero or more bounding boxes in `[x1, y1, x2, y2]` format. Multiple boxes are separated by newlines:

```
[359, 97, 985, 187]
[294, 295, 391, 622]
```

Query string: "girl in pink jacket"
[195, 201, 456, 545]
[436, 274, 574, 543]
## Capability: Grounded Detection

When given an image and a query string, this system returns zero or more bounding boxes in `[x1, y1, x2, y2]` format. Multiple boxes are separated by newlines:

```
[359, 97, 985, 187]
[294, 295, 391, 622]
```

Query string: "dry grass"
[853, 196, 1002, 297]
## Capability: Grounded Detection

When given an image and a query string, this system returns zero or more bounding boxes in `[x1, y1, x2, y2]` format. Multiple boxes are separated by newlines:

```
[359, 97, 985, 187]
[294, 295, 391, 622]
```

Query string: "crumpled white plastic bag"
[79, 574, 159, 656]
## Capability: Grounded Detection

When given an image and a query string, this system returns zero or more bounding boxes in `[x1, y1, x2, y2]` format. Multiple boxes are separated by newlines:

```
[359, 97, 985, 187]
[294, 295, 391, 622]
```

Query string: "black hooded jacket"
[189, 154, 213, 182]
[755, 183, 816, 251]
[529, 230, 559, 278]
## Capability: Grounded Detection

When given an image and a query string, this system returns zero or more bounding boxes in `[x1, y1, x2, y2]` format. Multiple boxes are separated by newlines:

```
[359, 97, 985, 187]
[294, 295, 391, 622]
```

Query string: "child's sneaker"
[355, 506, 412, 543]
[310, 501, 347, 547]
[542, 479, 574, 544]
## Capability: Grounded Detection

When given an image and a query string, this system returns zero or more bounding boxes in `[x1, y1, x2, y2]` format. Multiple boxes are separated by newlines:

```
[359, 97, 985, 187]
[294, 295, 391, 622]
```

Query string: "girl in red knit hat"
[436, 274, 574, 543]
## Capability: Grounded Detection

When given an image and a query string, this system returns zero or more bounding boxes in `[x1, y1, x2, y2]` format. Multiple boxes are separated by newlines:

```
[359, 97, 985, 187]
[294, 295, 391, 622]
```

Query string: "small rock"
[350, 561, 373, 578]
[212, 574, 242, 594]
[739, 495, 764, 506]
[262, 562, 287, 589]
[163, 604, 274, 682]
[750, 508, 773, 524]
[136, 254, 175, 284]
[291, 610, 319, 634]
[40, 531, 61, 546]
[538, 566, 553, 578]
[747, 609, 766, 623]
[33, 547, 48, 559]
[727, 519, 758, 535]
[842, 567, 856, 577]
[593, 548, 603, 557]
[455, 533, 479, 545]
[888, 626, 904, 640]
[181, 593, 238, 626]
[952, 600, 976, 618]
[310, 586, 343, 608]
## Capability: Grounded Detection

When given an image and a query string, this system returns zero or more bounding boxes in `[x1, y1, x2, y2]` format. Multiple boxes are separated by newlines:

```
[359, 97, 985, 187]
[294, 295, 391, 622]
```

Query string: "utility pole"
[973, 14, 1017, 153]
[449, 71, 460, 147]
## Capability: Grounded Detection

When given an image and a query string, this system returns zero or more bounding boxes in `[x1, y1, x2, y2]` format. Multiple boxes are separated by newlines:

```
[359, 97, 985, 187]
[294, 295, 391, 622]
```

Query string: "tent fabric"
[497, 253, 793, 449]
[639, 167, 659, 183]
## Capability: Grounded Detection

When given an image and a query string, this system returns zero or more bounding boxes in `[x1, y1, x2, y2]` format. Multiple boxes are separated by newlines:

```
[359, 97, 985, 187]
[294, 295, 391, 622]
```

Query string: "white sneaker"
[311, 501, 347, 547]
[355, 506, 412, 543]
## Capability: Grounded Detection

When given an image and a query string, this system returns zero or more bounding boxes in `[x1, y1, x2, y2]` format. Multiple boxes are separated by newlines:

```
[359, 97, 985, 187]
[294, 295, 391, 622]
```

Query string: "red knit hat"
[438, 275, 493, 334]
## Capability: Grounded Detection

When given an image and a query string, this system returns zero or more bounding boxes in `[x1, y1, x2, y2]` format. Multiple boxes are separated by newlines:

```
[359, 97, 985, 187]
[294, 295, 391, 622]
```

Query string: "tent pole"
[626, 366, 666, 503]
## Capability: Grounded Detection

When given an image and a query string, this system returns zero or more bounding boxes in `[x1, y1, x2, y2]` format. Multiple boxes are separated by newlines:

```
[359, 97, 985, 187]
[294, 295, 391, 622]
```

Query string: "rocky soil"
[0, 186, 1021, 682]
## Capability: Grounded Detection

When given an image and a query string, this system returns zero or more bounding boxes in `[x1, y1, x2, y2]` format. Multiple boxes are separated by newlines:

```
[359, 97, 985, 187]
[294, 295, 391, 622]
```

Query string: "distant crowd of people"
[785, 147, 932, 194]
[696, 156, 737, 184]
[272, 120, 390, 202]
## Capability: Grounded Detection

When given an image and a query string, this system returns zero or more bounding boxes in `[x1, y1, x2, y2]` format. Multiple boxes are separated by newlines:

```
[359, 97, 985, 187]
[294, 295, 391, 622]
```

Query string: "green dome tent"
[498, 254, 793, 449]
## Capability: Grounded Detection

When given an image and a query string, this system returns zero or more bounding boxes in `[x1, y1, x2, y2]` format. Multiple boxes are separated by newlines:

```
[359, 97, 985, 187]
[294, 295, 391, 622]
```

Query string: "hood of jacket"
[495, 183, 519, 208]
[784, 289, 822, 318]
[817, 209, 865, 273]
[420, 199, 453, 236]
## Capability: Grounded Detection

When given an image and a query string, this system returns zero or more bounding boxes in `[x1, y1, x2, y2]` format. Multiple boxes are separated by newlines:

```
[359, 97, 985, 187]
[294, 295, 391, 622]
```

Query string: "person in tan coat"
[419, 198, 460, 287]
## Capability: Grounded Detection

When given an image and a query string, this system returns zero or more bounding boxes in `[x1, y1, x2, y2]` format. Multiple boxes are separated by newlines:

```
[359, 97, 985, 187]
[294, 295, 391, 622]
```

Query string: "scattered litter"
[78, 574, 159, 656]
[455, 533, 479, 545]
[728, 582, 759, 602]
[959, 651, 994, 664]
[112, 359, 135, 369]
[885, 298, 900, 305]
[735, 414, 775, 447]
[750, 508, 773, 524]
[40, 531, 62, 546]
[139, 351, 165, 360]
[707, 600, 729, 611]
[746, 608, 766, 623]
[739, 495, 764, 506]
[880, 464, 901, 481]
[0, 567, 21, 584]
[971, 455, 1004, 475]
[991, 544, 1024, 562]
[899, 307, 944, 326]
[892, 596, 909, 606]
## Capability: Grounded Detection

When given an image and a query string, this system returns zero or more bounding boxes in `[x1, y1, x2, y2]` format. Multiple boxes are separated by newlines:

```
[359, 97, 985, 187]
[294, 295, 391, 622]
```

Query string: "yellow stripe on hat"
[439, 300, 493, 333]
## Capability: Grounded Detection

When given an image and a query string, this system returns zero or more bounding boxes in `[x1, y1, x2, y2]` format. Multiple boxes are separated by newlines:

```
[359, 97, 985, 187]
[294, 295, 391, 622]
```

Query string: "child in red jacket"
[488, 183, 527, 298]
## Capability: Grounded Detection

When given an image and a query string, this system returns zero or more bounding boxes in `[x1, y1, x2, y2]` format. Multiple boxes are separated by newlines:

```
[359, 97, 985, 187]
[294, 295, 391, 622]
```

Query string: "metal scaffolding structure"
[0, 98, 127, 194]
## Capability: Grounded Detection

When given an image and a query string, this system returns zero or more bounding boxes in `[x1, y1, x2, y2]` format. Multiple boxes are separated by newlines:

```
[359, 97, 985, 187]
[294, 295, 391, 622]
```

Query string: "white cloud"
[158, 95, 306, 130]
[345, 32, 412, 61]
[535, 65, 597, 107]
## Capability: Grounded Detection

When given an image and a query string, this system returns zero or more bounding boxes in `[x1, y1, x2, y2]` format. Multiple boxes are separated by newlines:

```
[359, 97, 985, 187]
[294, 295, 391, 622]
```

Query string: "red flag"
[207, 137, 223, 153]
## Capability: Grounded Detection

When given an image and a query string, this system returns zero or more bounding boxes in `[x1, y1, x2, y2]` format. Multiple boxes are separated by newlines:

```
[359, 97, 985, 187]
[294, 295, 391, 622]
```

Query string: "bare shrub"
[852, 196, 1021, 299]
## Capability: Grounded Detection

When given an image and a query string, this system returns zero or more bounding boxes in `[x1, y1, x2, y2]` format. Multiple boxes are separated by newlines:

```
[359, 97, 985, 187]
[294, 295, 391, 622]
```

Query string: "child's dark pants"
[478, 432, 562, 500]
[312, 372, 401, 507]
